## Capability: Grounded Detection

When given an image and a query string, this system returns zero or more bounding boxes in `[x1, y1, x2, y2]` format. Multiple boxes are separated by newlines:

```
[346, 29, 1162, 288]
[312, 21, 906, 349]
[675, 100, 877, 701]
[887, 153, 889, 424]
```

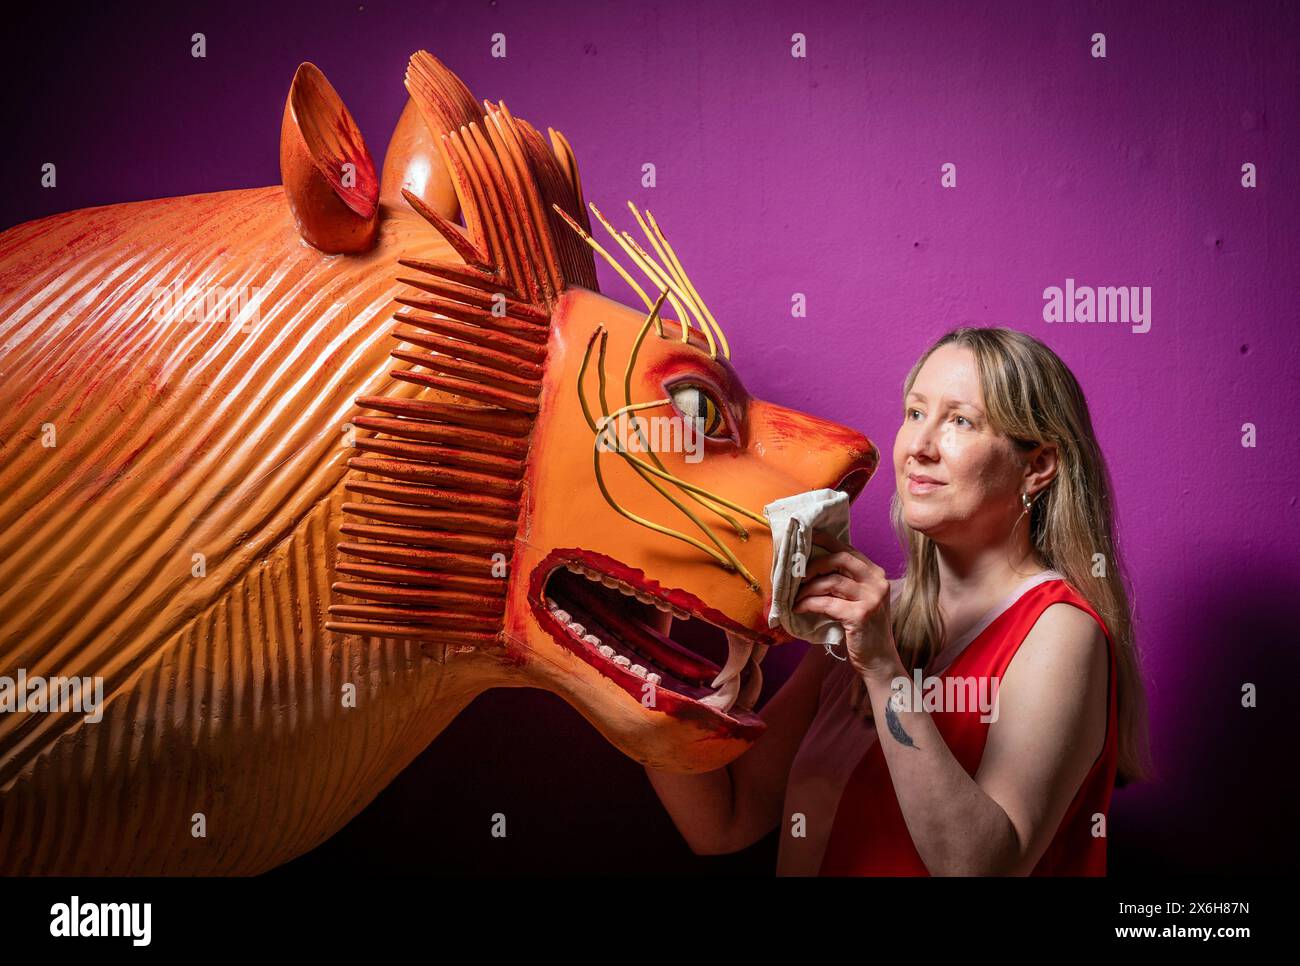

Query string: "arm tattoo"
[885, 684, 919, 749]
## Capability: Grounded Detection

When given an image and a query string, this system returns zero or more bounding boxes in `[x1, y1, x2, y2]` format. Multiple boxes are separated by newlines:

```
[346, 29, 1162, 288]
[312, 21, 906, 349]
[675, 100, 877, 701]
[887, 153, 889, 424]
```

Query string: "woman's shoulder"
[1032, 600, 1108, 650]
[994, 589, 1112, 745]
[1010, 584, 1112, 709]
[1032, 574, 1112, 646]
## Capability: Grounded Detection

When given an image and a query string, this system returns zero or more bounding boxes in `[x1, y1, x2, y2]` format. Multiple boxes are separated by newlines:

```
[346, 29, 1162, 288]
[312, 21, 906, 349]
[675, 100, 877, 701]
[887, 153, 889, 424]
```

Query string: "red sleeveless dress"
[818, 578, 1118, 876]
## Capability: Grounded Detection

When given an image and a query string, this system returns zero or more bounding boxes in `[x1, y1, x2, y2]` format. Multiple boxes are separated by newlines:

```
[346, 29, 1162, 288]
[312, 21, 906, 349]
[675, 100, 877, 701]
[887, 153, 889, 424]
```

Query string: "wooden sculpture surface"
[0, 52, 878, 873]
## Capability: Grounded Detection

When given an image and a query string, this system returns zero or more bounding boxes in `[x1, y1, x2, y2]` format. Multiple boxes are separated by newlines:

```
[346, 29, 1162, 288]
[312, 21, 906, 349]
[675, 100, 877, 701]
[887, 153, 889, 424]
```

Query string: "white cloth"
[763, 488, 853, 651]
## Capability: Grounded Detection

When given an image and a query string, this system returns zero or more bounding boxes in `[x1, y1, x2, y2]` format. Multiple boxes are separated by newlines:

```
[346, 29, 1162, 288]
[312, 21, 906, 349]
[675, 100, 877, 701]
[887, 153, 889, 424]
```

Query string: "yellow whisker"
[643, 209, 731, 360]
[552, 204, 654, 310]
[618, 231, 718, 358]
[625, 203, 719, 355]
[622, 292, 748, 538]
[626, 203, 706, 317]
[591, 333, 760, 590]
[594, 423, 763, 590]
[624, 288, 668, 393]
[594, 438, 760, 595]
[588, 203, 694, 342]
[615, 446, 771, 529]
[577, 329, 741, 571]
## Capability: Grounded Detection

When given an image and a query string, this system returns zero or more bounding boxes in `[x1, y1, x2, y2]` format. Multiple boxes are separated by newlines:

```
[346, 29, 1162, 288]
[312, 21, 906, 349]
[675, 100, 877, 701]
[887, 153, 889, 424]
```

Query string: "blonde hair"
[854, 325, 1152, 786]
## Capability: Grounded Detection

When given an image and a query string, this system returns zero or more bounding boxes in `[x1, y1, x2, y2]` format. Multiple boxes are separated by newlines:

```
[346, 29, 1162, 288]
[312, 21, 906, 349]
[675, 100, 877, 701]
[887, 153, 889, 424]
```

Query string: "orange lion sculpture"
[0, 51, 878, 874]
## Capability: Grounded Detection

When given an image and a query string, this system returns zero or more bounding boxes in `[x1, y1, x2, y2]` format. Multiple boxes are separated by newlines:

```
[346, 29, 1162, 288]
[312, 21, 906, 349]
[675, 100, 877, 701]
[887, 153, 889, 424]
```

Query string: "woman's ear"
[1023, 442, 1060, 498]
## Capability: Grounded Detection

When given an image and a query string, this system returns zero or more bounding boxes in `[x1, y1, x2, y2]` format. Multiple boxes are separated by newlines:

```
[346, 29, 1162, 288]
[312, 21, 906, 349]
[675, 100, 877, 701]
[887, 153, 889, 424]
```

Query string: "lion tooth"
[613, 655, 631, 668]
[737, 658, 763, 709]
[700, 674, 741, 713]
[646, 672, 662, 685]
[600, 575, 620, 589]
[582, 568, 601, 582]
[552, 609, 571, 623]
[652, 599, 672, 613]
[711, 633, 753, 689]
[630, 664, 647, 678]
[581, 634, 601, 647]
[670, 607, 690, 621]
[567, 622, 586, 636]
[565, 563, 583, 574]
[647, 608, 672, 636]
[598, 645, 615, 658]
[616, 582, 637, 596]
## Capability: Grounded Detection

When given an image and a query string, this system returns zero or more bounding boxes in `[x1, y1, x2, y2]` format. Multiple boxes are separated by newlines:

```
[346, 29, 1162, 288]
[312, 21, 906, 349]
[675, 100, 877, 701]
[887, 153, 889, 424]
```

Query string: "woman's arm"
[859, 602, 1108, 875]
[644, 638, 826, 855]
[793, 535, 1109, 876]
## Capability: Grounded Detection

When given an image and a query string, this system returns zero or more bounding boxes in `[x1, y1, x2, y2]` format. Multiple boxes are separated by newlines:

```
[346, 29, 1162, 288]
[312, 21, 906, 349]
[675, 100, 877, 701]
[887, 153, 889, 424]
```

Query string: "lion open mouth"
[531, 554, 769, 727]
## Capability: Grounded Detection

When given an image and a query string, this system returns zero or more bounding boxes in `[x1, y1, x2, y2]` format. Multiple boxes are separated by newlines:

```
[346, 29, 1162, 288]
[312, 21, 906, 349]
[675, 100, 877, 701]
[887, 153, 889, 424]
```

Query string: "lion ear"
[379, 97, 459, 219]
[279, 62, 379, 254]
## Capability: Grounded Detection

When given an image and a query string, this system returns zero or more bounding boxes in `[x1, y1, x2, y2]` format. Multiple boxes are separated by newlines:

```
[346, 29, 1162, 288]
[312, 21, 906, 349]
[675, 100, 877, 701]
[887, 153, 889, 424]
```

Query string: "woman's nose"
[907, 416, 941, 459]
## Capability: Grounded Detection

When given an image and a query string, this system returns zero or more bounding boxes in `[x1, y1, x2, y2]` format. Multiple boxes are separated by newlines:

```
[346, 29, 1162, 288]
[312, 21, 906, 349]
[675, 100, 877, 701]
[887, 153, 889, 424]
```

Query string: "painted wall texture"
[1, 0, 1295, 873]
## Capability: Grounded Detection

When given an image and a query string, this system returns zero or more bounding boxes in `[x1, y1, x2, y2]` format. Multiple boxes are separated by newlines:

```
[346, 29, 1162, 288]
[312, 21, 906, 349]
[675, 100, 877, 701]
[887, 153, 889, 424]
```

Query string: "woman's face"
[892, 344, 1031, 544]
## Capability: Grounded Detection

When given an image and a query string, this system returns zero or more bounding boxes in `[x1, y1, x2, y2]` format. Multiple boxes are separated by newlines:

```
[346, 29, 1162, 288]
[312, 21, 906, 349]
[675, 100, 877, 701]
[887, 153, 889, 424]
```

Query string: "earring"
[1021, 491, 1034, 512]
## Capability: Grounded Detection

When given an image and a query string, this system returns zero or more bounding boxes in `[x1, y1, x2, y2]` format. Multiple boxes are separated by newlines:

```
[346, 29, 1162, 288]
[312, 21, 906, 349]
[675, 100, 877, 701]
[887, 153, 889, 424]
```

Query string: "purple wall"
[3, 0, 1296, 873]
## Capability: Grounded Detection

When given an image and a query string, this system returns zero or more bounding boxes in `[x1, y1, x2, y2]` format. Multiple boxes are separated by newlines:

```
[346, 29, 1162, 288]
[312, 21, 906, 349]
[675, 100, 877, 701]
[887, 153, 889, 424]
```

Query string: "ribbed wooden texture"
[0, 187, 483, 873]
[328, 51, 597, 642]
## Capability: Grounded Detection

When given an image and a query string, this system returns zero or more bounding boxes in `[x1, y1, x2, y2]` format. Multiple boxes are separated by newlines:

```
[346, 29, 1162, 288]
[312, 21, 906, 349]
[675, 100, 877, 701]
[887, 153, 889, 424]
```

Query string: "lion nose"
[748, 401, 880, 503]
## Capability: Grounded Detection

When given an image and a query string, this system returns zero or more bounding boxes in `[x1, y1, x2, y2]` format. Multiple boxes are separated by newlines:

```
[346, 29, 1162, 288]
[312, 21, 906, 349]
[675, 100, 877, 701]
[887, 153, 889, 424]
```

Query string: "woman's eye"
[670, 384, 728, 439]
[954, 415, 971, 428]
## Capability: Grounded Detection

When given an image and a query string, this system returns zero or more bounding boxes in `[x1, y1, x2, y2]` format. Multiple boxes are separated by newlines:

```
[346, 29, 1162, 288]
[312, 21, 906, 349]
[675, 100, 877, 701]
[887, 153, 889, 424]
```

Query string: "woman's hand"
[791, 532, 900, 682]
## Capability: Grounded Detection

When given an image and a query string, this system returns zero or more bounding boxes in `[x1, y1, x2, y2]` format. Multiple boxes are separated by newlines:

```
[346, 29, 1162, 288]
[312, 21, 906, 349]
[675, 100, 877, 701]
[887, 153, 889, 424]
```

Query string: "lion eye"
[669, 384, 728, 439]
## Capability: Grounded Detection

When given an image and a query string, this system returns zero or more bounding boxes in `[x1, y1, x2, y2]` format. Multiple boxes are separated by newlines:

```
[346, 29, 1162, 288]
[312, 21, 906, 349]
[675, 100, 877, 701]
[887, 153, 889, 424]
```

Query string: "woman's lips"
[906, 473, 946, 495]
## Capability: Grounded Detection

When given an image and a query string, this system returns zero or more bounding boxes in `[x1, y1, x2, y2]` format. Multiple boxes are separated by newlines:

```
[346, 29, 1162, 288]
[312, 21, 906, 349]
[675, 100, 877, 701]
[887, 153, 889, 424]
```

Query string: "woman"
[644, 325, 1151, 875]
